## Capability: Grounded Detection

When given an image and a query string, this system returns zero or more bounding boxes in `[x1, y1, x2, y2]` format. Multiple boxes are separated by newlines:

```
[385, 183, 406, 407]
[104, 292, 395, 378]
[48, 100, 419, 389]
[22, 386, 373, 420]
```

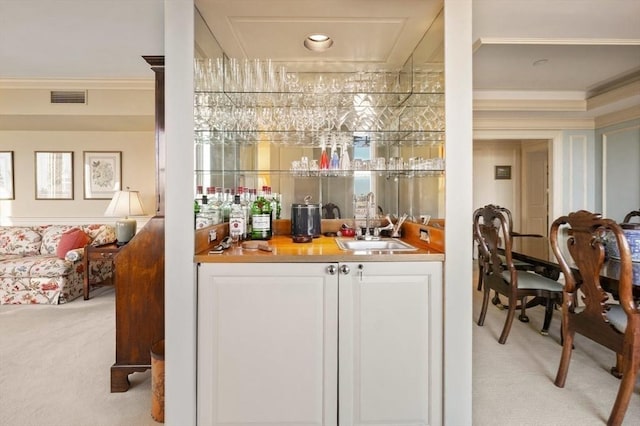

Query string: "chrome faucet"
[364, 192, 375, 240]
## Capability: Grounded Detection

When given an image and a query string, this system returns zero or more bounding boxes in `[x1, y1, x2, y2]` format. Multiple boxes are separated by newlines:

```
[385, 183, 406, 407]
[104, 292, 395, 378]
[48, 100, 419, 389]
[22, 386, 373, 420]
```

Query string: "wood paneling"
[111, 216, 165, 392]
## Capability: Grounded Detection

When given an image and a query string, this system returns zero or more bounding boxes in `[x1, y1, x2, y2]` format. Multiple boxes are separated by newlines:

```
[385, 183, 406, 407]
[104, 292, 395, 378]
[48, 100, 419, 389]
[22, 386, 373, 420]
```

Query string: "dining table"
[507, 234, 640, 298]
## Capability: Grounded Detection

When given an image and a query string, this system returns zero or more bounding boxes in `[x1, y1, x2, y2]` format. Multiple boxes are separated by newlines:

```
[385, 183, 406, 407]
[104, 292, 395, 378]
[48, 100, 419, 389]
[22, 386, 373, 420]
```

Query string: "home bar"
[164, 1, 472, 424]
[165, 2, 471, 424]
[190, 13, 447, 423]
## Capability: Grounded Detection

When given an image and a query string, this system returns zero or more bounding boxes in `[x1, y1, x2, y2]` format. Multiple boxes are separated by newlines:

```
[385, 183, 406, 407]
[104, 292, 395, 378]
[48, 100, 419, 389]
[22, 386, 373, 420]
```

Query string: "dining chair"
[474, 204, 564, 344]
[475, 204, 539, 309]
[622, 210, 640, 223]
[321, 202, 341, 219]
[550, 210, 639, 426]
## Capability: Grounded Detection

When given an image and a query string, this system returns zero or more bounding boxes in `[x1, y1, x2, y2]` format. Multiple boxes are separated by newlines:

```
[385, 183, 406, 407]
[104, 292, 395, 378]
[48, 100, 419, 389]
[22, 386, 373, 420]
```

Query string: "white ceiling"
[194, 0, 442, 72]
[0, 0, 164, 80]
[0, 0, 639, 118]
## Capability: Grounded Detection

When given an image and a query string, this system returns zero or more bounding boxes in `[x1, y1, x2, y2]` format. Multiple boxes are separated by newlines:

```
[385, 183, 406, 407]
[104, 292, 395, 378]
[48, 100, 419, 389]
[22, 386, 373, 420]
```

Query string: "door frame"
[473, 130, 563, 232]
[521, 140, 549, 236]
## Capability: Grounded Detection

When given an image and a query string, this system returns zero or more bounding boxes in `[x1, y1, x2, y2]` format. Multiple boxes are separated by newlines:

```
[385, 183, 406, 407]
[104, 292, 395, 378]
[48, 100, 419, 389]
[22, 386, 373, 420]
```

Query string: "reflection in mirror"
[192, 5, 445, 223]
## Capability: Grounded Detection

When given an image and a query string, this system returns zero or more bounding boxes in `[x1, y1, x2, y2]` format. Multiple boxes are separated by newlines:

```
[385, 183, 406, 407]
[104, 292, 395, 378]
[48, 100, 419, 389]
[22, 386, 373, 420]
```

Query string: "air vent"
[50, 90, 87, 104]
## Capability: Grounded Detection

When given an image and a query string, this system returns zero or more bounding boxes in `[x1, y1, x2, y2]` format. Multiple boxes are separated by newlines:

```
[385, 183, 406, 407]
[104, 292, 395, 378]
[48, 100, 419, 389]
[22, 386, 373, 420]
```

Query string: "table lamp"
[104, 188, 145, 245]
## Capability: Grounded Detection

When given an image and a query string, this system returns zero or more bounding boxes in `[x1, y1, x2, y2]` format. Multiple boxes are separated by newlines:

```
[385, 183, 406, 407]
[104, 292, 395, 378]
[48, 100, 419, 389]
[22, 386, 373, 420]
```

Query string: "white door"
[521, 141, 549, 236]
[197, 263, 338, 426]
[339, 261, 443, 426]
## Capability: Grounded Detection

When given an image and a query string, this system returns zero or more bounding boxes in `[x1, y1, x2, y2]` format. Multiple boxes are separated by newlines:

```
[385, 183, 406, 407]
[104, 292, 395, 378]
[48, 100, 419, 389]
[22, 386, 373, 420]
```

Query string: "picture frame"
[494, 165, 512, 180]
[83, 151, 122, 199]
[35, 151, 74, 200]
[0, 151, 14, 200]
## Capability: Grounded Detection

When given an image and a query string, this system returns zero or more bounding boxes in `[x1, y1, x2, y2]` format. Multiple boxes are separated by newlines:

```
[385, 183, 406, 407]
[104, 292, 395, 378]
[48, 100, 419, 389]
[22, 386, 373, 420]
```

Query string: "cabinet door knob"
[340, 264, 350, 275]
[326, 265, 337, 275]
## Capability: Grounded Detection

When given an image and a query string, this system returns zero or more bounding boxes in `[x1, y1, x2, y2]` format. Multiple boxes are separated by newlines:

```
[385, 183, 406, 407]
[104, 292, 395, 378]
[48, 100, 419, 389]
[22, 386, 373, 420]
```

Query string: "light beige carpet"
[472, 269, 640, 425]
[1, 270, 638, 426]
[0, 287, 157, 426]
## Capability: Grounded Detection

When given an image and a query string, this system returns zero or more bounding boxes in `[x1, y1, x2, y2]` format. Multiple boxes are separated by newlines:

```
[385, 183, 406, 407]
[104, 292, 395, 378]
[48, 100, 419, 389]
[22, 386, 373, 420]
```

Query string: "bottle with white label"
[229, 194, 246, 244]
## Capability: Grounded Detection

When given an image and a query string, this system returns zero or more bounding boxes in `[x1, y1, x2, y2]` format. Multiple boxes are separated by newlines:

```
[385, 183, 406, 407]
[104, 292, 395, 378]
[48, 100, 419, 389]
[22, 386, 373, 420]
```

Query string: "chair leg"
[610, 354, 623, 379]
[478, 287, 490, 326]
[607, 351, 639, 426]
[518, 296, 530, 323]
[476, 260, 483, 291]
[554, 326, 574, 388]
[540, 296, 554, 335]
[491, 292, 504, 309]
[498, 298, 517, 344]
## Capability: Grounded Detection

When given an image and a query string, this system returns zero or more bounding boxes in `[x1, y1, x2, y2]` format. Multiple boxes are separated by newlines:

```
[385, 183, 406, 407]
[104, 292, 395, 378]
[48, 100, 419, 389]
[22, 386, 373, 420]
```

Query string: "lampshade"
[104, 189, 145, 245]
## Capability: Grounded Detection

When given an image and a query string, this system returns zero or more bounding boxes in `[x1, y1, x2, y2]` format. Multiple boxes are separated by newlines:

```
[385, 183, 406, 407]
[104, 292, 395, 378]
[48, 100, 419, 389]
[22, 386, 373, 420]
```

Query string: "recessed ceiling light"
[304, 34, 333, 52]
[532, 58, 549, 67]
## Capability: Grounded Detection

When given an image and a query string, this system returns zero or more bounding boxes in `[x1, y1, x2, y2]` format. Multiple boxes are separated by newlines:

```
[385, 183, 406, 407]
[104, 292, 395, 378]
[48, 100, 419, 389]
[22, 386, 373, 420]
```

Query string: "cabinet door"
[198, 263, 338, 426]
[339, 261, 443, 426]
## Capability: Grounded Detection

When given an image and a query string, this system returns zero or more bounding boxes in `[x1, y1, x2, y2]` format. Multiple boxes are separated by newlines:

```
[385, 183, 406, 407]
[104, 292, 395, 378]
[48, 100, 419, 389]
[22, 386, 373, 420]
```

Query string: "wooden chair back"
[474, 204, 563, 343]
[623, 210, 640, 223]
[474, 205, 511, 277]
[549, 210, 639, 426]
[322, 202, 341, 219]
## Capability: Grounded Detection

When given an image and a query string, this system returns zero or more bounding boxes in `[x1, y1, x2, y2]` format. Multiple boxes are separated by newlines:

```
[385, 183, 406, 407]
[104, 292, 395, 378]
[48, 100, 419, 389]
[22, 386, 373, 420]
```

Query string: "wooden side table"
[83, 243, 120, 300]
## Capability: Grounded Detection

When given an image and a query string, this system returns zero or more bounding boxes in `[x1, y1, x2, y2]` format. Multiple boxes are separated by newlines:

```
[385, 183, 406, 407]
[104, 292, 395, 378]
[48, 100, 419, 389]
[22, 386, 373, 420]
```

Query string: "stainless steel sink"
[335, 238, 418, 252]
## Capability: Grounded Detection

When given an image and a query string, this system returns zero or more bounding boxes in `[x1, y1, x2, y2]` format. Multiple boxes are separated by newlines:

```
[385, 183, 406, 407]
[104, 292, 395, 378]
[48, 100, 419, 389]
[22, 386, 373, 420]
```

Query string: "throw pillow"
[56, 228, 91, 259]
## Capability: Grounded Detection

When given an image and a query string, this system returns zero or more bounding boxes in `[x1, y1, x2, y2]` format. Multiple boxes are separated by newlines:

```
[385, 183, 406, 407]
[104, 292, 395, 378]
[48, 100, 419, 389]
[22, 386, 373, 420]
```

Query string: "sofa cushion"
[40, 225, 76, 255]
[0, 227, 42, 256]
[82, 224, 117, 246]
[0, 255, 73, 278]
[0, 254, 24, 262]
[56, 228, 91, 259]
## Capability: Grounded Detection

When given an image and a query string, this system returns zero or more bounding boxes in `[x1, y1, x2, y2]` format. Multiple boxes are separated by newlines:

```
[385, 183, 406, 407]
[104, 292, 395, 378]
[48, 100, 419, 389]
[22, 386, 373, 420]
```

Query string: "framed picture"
[83, 151, 122, 199]
[495, 165, 512, 180]
[35, 151, 74, 199]
[0, 151, 14, 200]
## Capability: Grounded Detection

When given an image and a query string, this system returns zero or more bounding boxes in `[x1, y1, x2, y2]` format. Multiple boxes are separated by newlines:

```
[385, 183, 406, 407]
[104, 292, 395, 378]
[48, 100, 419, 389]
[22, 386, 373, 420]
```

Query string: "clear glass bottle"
[237, 187, 250, 236]
[250, 187, 272, 240]
[221, 188, 232, 222]
[229, 194, 246, 243]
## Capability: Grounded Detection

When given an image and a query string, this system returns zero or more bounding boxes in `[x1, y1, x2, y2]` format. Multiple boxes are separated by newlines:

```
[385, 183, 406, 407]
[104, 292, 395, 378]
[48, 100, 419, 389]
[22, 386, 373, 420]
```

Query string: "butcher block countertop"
[195, 234, 444, 263]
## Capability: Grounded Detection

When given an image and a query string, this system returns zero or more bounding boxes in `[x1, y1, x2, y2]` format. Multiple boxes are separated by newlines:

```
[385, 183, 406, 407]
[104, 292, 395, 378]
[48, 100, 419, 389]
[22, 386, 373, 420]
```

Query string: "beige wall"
[0, 81, 156, 226]
[472, 140, 522, 228]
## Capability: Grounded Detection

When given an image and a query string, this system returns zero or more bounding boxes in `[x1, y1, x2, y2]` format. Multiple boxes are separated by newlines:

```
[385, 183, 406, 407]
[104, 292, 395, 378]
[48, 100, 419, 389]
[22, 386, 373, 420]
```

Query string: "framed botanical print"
[35, 151, 74, 199]
[83, 151, 122, 199]
[0, 151, 14, 200]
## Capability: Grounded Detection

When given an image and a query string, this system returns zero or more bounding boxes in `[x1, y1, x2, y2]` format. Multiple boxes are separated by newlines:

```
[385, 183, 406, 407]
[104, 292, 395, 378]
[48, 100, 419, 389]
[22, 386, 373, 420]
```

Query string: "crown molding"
[594, 105, 640, 128]
[0, 114, 154, 132]
[474, 98, 586, 112]
[474, 37, 640, 49]
[587, 80, 640, 110]
[474, 114, 594, 131]
[0, 78, 154, 90]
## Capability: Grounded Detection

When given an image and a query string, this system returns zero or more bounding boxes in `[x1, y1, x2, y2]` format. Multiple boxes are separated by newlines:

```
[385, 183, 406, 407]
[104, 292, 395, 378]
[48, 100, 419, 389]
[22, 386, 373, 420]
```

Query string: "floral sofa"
[0, 224, 116, 304]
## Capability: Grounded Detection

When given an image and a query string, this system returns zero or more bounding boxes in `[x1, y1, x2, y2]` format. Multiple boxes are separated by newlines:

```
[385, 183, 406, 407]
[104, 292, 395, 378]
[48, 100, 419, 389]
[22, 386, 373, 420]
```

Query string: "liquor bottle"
[250, 187, 272, 240]
[221, 188, 232, 222]
[272, 191, 282, 219]
[195, 185, 204, 208]
[193, 200, 201, 229]
[319, 134, 330, 171]
[229, 194, 246, 242]
[266, 186, 279, 221]
[237, 187, 250, 236]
